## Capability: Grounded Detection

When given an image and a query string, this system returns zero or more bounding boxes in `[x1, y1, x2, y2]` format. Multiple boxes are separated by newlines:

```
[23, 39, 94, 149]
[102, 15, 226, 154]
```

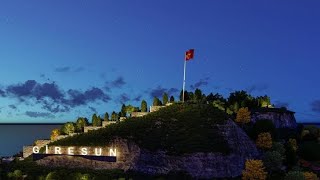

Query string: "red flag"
[185, 49, 194, 61]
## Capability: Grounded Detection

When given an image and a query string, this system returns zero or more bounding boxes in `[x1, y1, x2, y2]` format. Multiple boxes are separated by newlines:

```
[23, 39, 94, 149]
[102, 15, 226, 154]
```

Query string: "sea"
[0, 124, 62, 157]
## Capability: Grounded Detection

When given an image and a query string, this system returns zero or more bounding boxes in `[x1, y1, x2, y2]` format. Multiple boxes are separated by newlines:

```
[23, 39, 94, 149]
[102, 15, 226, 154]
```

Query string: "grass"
[51, 103, 230, 155]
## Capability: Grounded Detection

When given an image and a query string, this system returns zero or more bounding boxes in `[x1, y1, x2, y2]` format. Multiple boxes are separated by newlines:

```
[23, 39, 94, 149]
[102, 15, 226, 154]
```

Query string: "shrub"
[284, 171, 304, 180]
[256, 132, 273, 149]
[242, 159, 267, 180]
[46, 172, 59, 180]
[60, 122, 75, 135]
[303, 171, 318, 180]
[272, 142, 285, 156]
[288, 138, 298, 151]
[235, 107, 251, 124]
[50, 129, 60, 141]
[262, 151, 283, 172]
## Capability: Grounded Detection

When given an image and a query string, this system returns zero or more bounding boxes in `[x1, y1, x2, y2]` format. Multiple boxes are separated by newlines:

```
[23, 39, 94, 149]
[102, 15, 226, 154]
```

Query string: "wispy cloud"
[25, 111, 55, 118]
[54, 66, 71, 72]
[246, 83, 268, 93]
[149, 86, 179, 98]
[190, 77, 210, 90]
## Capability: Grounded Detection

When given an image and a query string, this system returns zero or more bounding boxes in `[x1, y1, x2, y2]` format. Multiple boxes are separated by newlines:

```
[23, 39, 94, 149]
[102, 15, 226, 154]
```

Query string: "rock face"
[36, 120, 258, 179]
[251, 108, 297, 128]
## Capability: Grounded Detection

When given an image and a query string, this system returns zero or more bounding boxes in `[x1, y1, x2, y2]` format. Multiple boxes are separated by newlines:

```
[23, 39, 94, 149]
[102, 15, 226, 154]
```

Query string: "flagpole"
[182, 58, 186, 102]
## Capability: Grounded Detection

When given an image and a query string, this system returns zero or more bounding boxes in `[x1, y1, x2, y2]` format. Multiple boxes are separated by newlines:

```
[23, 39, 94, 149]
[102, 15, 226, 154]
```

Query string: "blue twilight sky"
[0, 1, 320, 123]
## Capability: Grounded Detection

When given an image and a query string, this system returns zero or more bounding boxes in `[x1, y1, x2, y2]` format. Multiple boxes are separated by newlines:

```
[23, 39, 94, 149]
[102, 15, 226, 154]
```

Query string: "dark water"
[0, 124, 62, 157]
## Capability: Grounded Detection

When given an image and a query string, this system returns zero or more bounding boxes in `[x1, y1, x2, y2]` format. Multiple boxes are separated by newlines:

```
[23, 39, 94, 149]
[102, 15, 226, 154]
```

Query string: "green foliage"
[111, 111, 118, 121]
[104, 112, 109, 121]
[299, 141, 320, 161]
[60, 122, 75, 135]
[46, 171, 59, 180]
[92, 114, 102, 127]
[76, 117, 88, 132]
[263, 151, 283, 172]
[125, 105, 139, 115]
[194, 88, 203, 102]
[163, 93, 168, 105]
[13, 169, 23, 178]
[51, 104, 230, 155]
[141, 100, 147, 112]
[153, 97, 162, 106]
[284, 171, 304, 180]
[252, 119, 276, 139]
[169, 96, 175, 102]
[285, 143, 297, 168]
[272, 142, 286, 156]
[120, 104, 126, 117]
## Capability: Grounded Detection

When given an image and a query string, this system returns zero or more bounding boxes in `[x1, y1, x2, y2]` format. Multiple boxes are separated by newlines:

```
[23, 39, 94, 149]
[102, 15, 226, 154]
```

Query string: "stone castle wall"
[251, 111, 297, 128]
[131, 112, 149, 117]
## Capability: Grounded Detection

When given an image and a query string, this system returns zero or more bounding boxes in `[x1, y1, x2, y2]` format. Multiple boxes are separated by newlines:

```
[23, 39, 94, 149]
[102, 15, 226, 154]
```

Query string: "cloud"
[89, 106, 97, 112]
[119, 93, 130, 104]
[25, 111, 55, 118]
[274, 101, 289, 108]
[67, 87, 111, 107]
[190, 77, 210, 90]
[0, 89, 5, 97]
[6, 80, 64, 102]
[8, 104, 17, 109]
[149, 86, 179, 98]
[133, 95, 142, 102]
[5, 80, 111, 115]
[311, 100, 320, 113]
[110, 76, 126, 88]
[246, 84, 268, 93]
[54, 66, 71, 72]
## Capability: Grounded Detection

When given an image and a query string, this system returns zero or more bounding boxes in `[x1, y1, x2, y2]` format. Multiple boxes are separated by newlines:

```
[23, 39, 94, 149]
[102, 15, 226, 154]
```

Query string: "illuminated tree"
[163, 93, 169, 105]
[242, 159, 267, 180]
[235, 107, 251, 124]
[75, 117, 88, 132]
[92, 114, 102, 126]
[104, 112, 109, 121]
[288, 138, 298, 151]
[60, 122, 75, 135]
[141, 100, 147, 112]
[50, 129, 60, 141]
[303, 172, 318, 180]
[153, 97, 162, 106]
[256, 132, 272, 149]
[170, 96, 175, 102]
[111, 111, 118, 121]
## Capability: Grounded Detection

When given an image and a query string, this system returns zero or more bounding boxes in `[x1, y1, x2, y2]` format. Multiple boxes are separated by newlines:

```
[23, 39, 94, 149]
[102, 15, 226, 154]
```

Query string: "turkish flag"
[185, 49, 194, 61]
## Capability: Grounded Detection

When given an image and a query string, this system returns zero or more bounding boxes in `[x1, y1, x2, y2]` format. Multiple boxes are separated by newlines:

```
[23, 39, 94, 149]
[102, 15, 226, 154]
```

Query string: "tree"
[163, 93, 169, 105]
[75, 117, 88, 132]
[179, 90, 189, 102]
[121, 104, 126, 117]
[104, 112, 109, 121]
[13, 170, 22, 179]
[262, 151, 283, 173]
[126, 105, 139, 114]
[92, 114, 102, 126]
[256, 132, 273, 149]
[194, 88, 203, 102]
[141, 100, 147, 112]
[46, 172, 59, 180]
[50, 129, 60, 141]
[111, 111, 118, 121]
[288, 138, 298, 151]
[303, 172, 318, 180]
[170, 96, 175, 102]
[235, 107, 251, 124]
[285, 143, 297, 167]
[242, 159, 267, 180]
[60, 122, 75, 135]
[272, 142, 285, 156]
[252, 119, 276, 139]
[284, 171, 304, 180]
[153, 97, 162, 106]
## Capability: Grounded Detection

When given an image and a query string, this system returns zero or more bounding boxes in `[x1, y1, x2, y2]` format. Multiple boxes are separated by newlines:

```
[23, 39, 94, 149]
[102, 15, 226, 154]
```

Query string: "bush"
[235, 107, 251, 124]
[284, 171, 304, 180]
[272, 142, 285, 156]
[50, 129, 60, 141]
[303, 171, 318, 180]
[256, 132, 273, 149]
[299, 141, 320, 161]
[242, 159, 267, 180]
[60, 122, 75, 135]
[262, 151, 283, 172]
